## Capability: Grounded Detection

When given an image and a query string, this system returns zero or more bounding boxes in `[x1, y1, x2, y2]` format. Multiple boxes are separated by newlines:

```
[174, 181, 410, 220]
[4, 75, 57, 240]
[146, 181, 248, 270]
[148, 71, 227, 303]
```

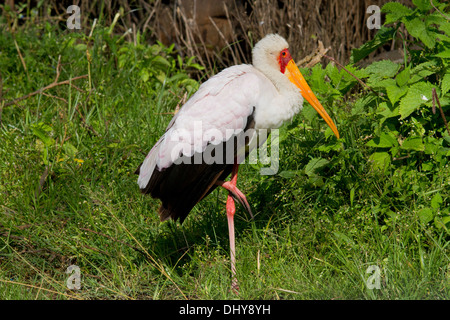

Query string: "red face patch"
[278, 48, 292, 73]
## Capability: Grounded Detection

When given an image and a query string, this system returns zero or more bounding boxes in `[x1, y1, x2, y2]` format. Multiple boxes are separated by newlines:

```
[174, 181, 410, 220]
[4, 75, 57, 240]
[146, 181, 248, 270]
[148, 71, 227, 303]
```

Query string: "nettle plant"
[352, 0, 450, 174]
[280, 0, 449, 228]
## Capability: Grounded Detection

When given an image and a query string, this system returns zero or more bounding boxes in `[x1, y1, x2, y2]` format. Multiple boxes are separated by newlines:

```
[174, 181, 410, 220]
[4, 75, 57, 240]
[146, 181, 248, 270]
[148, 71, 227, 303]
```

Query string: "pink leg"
[226, 191, 238, 294]
[218, 163, 240, 294]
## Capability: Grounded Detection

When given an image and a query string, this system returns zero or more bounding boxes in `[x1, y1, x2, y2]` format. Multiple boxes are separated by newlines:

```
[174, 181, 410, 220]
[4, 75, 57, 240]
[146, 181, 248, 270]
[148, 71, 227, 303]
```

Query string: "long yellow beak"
[285, 59, 340, 139]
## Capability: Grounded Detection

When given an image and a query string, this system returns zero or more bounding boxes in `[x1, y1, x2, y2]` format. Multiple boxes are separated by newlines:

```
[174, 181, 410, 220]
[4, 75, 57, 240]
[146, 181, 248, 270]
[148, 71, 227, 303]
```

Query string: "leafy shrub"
[276, 0, 450, 233]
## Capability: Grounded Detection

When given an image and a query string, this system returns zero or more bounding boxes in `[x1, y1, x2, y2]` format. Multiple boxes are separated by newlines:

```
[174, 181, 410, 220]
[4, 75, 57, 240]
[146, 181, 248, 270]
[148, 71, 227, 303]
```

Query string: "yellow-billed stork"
[136, 34, 339, 293]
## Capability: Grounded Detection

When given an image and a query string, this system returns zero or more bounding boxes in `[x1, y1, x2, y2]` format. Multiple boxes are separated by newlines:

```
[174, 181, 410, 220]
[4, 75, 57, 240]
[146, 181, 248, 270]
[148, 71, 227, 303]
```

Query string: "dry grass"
[3, 0, 412, 75]
[147, 0, 413, 75]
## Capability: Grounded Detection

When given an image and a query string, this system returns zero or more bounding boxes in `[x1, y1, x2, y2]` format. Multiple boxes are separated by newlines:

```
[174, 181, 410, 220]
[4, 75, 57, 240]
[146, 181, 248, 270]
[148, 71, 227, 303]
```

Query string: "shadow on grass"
[136, 175, 287, 276]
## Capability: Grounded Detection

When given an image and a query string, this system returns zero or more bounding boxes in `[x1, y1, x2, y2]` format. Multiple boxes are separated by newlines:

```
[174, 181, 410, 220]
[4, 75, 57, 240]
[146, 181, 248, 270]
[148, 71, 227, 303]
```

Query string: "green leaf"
[369, 152, 391, 172]
[155, 71, 166, 84]
[318, 141, 342, 152]
[152, 55, 171, 68]
[301, 103, 318, 123]
[350, 27, 395, 63]
[372, 78, 396, 90]
[424, 136, 440, 155]
[376, 102, 399, 119]
[278, 170, 299, 179]
[350, 187, 355, 207]
[441, 216, 450, 227]
[421, 161, 434, 171]
[180, 78, 199, 91]
[168, 73, 189, 83]
[408, 60, 439, 84]
[439, 21, 450, 36]
[62, 142, 78, 158]
[431, 193, 443, 210]
[333, 231, 354, 245]
[31, 123, 55, 147]
[140, 69, 149, 82]
[410, 117, 426, 136]
[441, 73, 450, 96]
[353, 95, 376, 116]
[310, 64, 328, 89]
[188, 63, 205, 71]
[417, 207, 433, 225]
[404, 17, 435, 49]
[425, 12, 447, 26]
[304, 158, 330, 177]
[386, 84, 408, 105]
[381, 2, 412, 24]
[412, 0, 432, 11]
[396, 68, 410, 87]
[365, 60, 400, 78]
[401, 136, 425, 151]
[434, 49, 450, 58]
[411, 60, 439, 75]
[308, 174, 324, 187]
[399, 82, 434, 119]
[366, 132, 398, 148]
[74, 43, 87, 51]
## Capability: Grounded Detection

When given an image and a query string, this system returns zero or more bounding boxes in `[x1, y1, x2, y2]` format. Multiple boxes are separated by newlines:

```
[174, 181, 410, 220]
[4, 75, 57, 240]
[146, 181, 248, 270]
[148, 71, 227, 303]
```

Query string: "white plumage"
[138, 35, 305, 189]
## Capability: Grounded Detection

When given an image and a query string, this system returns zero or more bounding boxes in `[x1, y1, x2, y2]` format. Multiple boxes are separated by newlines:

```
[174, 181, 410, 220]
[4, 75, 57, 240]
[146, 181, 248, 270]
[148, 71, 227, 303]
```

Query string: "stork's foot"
[231, 279, 239, 295]
[216, 180, 253, 219]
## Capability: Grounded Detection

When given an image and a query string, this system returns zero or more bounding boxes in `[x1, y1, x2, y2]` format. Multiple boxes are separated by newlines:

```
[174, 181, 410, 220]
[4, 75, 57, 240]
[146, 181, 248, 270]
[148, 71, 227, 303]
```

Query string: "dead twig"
[297, 41, 331, 68]
[55, 55, 62, 83]
[430, 0, 450, 21]
[75, 89, 99, 136]
[0, 70, 3, 126]
[14, 38, 30, 82]
[174, 91, 187, 114]
[41, 92, 68, 104]
[34, 166, 49, 200]
[142, 0, 160, 33]
[432, 88, 450, 136]
[393, 155, 411, 161]
[79, 227, 147, 256]
[209, 16, 238, 66]
[4, 75, 88, 108]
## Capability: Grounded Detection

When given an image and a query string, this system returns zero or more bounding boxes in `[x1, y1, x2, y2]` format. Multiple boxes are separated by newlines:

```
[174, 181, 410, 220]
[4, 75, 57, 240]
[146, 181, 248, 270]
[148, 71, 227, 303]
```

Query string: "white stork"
[136, 34, 339, 292]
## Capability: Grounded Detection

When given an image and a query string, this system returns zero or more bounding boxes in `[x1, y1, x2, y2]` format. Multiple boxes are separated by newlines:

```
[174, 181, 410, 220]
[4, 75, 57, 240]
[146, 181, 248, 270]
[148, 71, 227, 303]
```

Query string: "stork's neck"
[254, 63, 298, 97]
[252, 63, 303, 130]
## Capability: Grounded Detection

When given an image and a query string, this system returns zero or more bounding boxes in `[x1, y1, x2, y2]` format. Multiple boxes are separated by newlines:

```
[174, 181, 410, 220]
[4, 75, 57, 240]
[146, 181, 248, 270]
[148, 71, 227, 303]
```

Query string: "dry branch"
[432, 88, 450, 136]
[14, 38, 29, 81]
[34, 166, 49, 200]
[297, 41, 331, 68]
[0, 70, 3, 125]
[3, 75, 88, 108]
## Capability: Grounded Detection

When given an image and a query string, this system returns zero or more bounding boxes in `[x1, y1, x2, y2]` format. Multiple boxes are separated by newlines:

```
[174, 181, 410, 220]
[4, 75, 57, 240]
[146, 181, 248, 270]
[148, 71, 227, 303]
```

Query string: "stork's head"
[252, 34, 339, 139]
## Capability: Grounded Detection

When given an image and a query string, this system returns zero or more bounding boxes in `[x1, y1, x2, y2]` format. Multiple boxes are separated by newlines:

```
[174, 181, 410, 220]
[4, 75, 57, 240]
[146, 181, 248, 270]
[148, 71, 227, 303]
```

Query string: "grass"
[1, 16, 449, 300]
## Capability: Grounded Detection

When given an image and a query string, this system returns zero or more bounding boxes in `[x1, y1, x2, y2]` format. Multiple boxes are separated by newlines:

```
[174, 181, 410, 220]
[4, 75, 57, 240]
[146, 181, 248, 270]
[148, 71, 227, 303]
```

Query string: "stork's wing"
[136, 64, 268, 222]
[138, 64, 262, 189]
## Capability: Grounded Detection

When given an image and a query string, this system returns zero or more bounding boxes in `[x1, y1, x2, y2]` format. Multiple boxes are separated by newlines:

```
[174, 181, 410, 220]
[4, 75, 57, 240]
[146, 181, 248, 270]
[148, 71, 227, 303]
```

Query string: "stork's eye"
[278, 49, 290, 73]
